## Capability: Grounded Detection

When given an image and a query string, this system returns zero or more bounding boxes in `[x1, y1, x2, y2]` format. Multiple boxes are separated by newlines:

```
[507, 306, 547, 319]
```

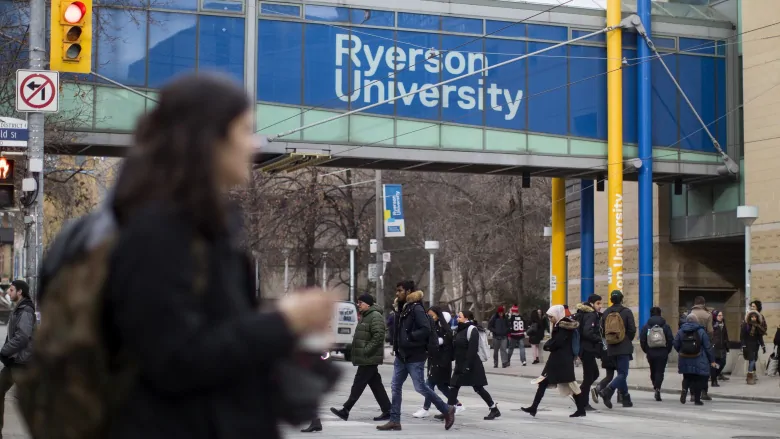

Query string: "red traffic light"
[63, 1, 86, 24]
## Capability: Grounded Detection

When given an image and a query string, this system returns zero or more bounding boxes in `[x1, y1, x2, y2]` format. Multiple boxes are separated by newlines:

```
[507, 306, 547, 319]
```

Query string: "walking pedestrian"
[377, 281, 455, 431]
[688, 296, 714, 400]
[598, 290, 637, 409]
[29, 74, 337, 439]
[488, 306, 510, 368]
[331, 294, 391, 422]
[449, 311, 501, 420]
[574, 294, 603, 411]
[413, 306, 464, 419]
[521, 305, 587, 418]
[710, 310, 730, 387]
[741, 310, 766, 385]
[528, 308, 548, 364]
[639, 306, 674, 401]
[0, 280, 34, 437]
[507, 305, 527, 366]
[674, 314, 717, 405]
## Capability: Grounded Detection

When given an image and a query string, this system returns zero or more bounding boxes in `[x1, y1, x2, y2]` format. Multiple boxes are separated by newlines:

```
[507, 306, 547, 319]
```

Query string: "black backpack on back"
[679, 329, 703, 358]
[425, 313, 440, 355]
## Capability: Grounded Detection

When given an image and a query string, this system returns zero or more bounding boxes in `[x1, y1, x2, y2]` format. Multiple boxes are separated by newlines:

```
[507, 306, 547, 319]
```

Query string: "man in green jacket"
[330, 294, 391, 422]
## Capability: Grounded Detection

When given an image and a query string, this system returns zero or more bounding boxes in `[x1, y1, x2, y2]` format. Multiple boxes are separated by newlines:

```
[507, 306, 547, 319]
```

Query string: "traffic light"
[50, 0, 93, 74]
[0, 159, 15, 210]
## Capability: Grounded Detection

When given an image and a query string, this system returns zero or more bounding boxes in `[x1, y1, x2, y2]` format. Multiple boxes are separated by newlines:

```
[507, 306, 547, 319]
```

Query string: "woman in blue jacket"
[673, 314, 717, 406]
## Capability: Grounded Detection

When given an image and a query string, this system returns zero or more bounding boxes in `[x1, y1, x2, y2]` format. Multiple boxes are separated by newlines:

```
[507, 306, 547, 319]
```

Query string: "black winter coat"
[450, 322, 488, 388]
[711, 321, 730, 359]
[528, 311, 548, 345]
[574, 303, 602, 355]
[541, 317, 579, 385]
[106, 204, 296, 439]
[601, 304, 636, 357]
[488, 314, 509, 339]
[1, 297, 35, 365]
[639, 316, 673, 359]
[741, 313, 766, 362]
[427, 319, 454, 385]
[392, 291, 430, 364]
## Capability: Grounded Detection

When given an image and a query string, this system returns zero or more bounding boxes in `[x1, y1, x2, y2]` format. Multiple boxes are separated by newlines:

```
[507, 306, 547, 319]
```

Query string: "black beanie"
[357, 293, 375, 306]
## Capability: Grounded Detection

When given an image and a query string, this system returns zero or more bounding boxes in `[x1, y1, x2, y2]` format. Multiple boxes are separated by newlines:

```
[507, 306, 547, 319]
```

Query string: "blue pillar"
[580, 179, 594, 303]
[637, 0, 653, 328]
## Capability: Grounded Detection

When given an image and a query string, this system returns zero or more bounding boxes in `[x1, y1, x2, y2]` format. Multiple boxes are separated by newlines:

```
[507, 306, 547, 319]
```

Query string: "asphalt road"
[283, 361, 780, 439]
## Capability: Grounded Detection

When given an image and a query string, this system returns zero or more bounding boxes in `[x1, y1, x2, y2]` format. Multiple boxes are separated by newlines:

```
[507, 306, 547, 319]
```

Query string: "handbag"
[271, 350, 342, 426]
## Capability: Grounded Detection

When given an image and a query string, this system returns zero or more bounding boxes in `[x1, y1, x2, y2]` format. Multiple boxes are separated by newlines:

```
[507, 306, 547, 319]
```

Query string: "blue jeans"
[748, 359, 757, 372]
[390, 357, 449, 422]
[608, 355, 631, 395]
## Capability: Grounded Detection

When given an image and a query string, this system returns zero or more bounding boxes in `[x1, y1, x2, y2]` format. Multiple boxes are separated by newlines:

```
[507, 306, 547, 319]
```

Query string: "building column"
[580, 179, 594, 303]
[551, 178, 566, 306]
[637, 0, 653, 327]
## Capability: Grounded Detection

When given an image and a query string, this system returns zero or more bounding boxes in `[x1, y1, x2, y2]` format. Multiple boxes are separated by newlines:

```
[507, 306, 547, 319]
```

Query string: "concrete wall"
[742, 0, 780, 339]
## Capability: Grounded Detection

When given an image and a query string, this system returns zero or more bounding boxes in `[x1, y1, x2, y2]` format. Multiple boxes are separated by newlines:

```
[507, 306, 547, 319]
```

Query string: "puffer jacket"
[351, 304, 386, 366]
[0, 297, 35, 365]
[673, 322, 714, 376]
[574, 303, 602, 354]
[392, 291, 430, 363]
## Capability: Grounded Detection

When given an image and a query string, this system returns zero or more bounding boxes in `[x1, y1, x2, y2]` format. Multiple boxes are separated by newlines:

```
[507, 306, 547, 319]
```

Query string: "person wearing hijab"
[521, 305, 587, 418]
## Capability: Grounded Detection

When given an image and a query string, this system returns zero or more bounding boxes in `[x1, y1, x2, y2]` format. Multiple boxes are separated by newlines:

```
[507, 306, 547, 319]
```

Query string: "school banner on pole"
[383, 184, 405, 238]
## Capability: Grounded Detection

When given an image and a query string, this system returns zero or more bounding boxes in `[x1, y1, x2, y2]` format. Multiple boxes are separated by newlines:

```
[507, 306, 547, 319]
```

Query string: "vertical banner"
[551, 178, 566, 306]
[383, 184, 405, 238]
[607, 0, 624, 296]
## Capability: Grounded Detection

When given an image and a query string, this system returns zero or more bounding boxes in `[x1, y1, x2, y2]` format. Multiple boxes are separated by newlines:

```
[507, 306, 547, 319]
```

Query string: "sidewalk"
[381, 346, 780, 403]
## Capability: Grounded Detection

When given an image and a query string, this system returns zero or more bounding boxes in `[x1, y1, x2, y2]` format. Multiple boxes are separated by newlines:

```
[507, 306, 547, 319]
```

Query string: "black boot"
[680, 389, 687, 404]
[522, 384, 546, 417]
[621, 393, 633, 408]
[330, 407, 349, 421]
[484, 405, 501, 420]
[570, 394, 587, 418]
[654, 388, 662, 402]
[373, 412, 390, 422]
[701, 390, 712, 401]
[301, 419, 323, 433]
[711, 378, 720, 387]
[599, 386, 615, 409]
[520, 406, 537, 417]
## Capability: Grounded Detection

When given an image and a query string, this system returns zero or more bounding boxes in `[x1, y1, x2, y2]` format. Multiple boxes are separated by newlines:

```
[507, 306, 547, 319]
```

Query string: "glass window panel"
[527, 41, 567, 135]
[350, 9, 394, 27]
[94, 86, 147, 130]
[198, 15, 245, 83]
[98, 0, 146, 7]
[257, 20, 302, 105]
[440, 35, 483, 126]
[678, 55, 715, 151]
[622, 48, 638, 144]
[201, 0, 243, 13]
[441, 17, 482, 35]
[394, 31, 440, 120]
[303, 23, 347, 110]
[651, 54, 678, 147]
[623, 30, 638, 48]
[572, 30, 606, 44]
[154, 0, 197, 11]
[527, 24, 567, 42]
[96, 8, 148, 87]
[679, 37, 715, 55]
[653, 37, 676, 50]
[485, 20, 525, 38]
[148, 12, 197, 88]
[484, 38, 526, 130]
[305, 5, 349, 22]
[397, 13, 439, 31]
[716, 58, 727, 150]
[569, 45, 607, 140]
[59, 83, 94, 129]
[261, 3, 300, 18]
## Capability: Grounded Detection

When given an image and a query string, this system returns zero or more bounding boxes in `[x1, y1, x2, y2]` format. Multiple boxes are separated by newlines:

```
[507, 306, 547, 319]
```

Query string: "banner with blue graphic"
[383, 184, 405, 238]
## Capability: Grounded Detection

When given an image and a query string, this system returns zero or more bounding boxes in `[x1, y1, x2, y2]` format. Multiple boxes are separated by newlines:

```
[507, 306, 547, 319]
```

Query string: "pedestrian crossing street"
[283, 363, 780, 438]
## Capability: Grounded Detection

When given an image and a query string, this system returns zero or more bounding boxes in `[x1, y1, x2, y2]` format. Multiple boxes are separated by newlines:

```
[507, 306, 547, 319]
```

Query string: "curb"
[483, 369, 780, 404]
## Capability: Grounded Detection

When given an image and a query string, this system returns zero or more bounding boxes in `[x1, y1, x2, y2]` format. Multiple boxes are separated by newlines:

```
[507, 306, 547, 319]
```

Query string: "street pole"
[737, 206, 758, 315]
[322, 251, 328, 291]
[544, 226, 553, 308]
[347, 239, 358, 303]
[425, 241, 439, 306]
[375, 170, 384, 307]
[26, 0, 45, 303]
[282, 248, 290, 295]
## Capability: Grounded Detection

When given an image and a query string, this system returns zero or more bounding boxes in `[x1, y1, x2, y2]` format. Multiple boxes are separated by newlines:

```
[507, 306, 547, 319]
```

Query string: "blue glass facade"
[51, 1, 728, 152]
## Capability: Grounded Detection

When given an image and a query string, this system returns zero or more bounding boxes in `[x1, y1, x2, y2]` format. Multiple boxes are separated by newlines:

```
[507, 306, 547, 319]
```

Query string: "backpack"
[426, 313, 440, 356]
[467, 325, 490, 362]
[679, 329, 703, 358]
[647, 325, 667, 349]
[16, 205, 208, 439]
[571, 328, 581, 357]
[604, 310, 626, 345]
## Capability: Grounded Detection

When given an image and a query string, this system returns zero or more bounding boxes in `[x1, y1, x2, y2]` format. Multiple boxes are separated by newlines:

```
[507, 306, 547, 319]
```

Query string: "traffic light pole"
[26, 0, 46, 302]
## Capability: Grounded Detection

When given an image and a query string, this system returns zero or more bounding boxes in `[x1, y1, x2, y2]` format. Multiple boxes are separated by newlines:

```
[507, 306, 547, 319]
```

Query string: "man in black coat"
[639, 306, 674, 401]
[598, 290, 636, 409]
[488, 306, 510, 368]
[377, 281, 455, 431]
[0, 280, 35, 436]
[574, 294, 603, 411]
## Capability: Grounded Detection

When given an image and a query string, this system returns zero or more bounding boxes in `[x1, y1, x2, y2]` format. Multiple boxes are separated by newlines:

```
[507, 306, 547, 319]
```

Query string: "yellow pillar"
[551, 178, 566, 305]
[607, 0, 624, 295]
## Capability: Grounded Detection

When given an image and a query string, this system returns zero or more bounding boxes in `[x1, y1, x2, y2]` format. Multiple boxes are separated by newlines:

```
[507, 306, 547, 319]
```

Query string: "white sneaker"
[412, 408, 429, 418]
[456, 404, 466, 414]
